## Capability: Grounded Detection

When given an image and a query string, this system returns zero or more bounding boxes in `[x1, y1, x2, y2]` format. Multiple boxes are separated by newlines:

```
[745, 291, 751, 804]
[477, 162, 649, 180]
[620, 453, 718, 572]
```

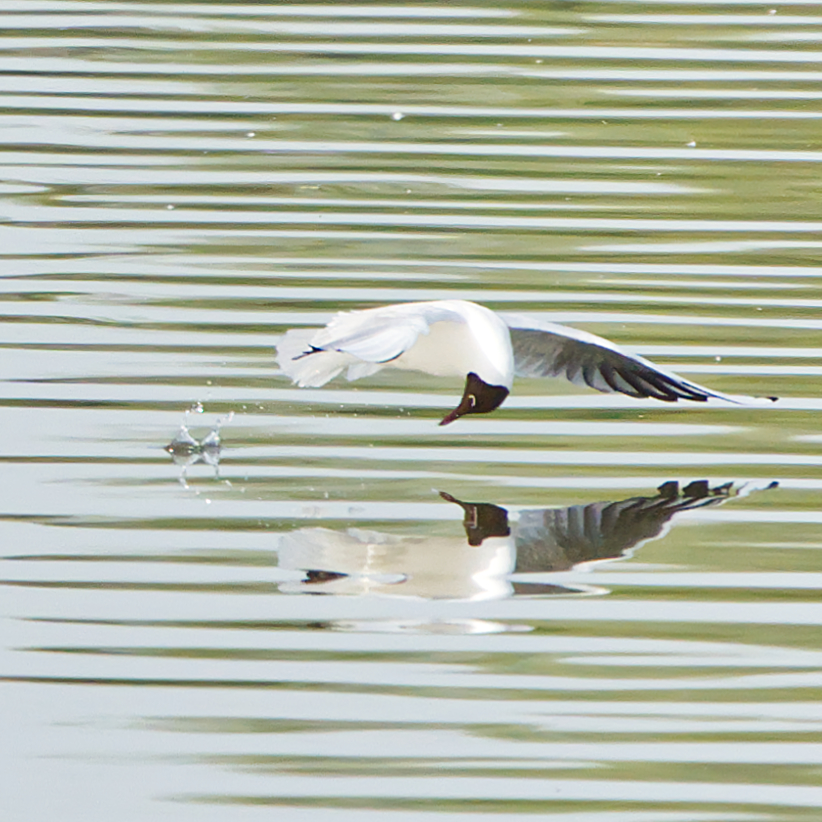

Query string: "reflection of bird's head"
[440, 372, 510, 426]
[439, 491, 511, 546]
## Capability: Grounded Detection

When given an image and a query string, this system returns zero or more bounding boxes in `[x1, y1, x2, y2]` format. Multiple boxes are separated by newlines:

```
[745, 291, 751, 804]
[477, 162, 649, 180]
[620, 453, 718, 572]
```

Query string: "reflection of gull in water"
[276, 480, 777, 601]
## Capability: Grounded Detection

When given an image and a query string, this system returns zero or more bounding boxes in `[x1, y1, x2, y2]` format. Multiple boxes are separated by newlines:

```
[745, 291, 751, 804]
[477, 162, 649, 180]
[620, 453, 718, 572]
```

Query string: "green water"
[3, 1, 822, 820]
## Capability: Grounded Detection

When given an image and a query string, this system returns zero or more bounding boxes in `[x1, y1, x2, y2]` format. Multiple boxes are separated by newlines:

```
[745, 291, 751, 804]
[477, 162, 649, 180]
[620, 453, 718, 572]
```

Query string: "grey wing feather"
[500, 312, 738, 403]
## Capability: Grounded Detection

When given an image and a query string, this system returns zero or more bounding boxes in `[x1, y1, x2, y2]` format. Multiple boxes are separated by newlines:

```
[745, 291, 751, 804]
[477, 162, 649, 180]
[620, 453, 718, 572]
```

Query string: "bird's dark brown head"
[440, 372, 509, 426]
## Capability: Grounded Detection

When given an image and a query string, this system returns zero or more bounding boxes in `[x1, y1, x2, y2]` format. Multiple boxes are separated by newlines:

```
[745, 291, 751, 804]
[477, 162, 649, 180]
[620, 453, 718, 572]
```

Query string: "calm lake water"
[4, 1, 822, 820]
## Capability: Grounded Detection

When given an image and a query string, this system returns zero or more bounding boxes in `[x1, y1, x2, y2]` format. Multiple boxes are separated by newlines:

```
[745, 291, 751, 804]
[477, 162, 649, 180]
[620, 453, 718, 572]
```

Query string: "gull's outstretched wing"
[500, 312, 739, 403]
[277, 301, 468, 388]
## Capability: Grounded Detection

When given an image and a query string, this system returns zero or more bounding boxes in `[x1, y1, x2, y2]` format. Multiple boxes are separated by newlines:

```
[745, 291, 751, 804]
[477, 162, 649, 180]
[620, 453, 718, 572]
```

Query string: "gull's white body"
[277, 298, 763, 420]
[278, 299, 513, 389]
[385, 309, 511, 386]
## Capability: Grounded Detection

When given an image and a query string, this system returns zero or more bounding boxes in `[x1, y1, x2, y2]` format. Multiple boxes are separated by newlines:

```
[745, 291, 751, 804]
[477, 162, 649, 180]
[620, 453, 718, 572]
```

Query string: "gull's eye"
[468, 394, 476, 407]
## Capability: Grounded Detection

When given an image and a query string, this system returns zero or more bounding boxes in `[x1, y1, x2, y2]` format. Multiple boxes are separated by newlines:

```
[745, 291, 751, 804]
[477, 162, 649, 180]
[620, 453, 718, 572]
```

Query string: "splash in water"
[165, 405, 233, 485]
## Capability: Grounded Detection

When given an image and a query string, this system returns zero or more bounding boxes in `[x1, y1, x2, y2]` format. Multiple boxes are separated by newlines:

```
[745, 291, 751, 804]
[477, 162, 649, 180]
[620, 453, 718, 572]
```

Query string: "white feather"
[276, 328, 350, 388]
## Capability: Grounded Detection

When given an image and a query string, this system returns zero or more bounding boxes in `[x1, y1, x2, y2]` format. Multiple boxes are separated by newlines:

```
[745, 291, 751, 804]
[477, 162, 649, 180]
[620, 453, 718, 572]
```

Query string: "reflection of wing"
[512, 480, 777, 574]
[500, 312, 738, 402]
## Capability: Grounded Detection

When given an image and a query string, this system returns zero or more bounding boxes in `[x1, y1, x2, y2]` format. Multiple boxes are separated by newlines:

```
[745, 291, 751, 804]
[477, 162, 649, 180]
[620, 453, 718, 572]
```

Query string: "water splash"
[165, 408, 234, 485]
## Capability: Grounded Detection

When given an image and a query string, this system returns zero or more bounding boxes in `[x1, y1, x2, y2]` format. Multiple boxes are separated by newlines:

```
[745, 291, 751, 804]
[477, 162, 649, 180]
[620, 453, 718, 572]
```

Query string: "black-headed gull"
[277, 299, 774, 424]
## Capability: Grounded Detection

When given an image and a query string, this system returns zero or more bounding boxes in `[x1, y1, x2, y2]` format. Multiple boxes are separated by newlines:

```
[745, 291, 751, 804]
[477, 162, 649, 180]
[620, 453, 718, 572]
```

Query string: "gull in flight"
[277, 299, 775, 425]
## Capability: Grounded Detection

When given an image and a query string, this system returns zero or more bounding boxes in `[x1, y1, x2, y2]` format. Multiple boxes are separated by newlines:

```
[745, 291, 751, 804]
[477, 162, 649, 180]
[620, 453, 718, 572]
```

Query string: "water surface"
[3, 1, 822, 820]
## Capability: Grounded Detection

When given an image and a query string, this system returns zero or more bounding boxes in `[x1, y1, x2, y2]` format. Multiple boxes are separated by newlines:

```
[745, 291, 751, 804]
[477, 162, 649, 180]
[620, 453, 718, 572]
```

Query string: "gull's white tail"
[277, 329, 388, 387]
[277, 329, 346, 387]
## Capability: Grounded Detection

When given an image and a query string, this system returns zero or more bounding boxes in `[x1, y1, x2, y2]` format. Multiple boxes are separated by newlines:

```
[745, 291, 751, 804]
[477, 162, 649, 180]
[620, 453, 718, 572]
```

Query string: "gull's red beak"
[439, 407, 461, 426]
